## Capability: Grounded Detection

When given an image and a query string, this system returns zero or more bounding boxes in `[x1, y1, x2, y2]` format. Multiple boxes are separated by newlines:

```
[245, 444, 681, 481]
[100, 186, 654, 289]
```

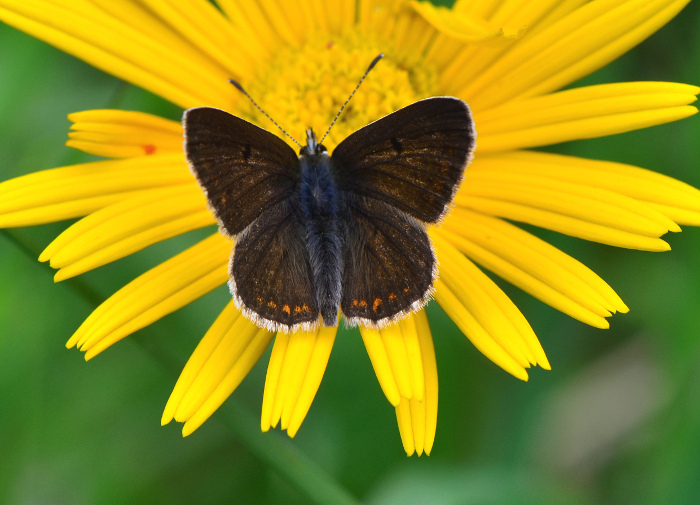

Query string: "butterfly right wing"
[332, 97, 474, 326]
[340, 196, 436, 328]
[332, 97, 475, 224]
[184, 107, 319, 330]
[183, 107, 300, 236]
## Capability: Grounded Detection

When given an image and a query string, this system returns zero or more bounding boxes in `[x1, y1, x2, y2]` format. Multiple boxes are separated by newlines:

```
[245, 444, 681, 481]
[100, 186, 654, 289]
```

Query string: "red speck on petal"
[143, 144, 156, 155]
[326, 41, 334, 49]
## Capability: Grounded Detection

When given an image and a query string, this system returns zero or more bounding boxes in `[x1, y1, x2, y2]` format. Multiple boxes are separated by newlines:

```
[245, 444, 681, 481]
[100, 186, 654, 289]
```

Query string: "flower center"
[239, 31, 437, 151]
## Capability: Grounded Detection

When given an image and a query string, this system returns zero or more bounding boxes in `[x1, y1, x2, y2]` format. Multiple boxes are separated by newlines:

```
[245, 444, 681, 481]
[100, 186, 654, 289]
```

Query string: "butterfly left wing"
[332, 97, 475, 224]
[230, 198, 320, 331]
[184, 107, 320, 331]
[183, 107, 300, 236]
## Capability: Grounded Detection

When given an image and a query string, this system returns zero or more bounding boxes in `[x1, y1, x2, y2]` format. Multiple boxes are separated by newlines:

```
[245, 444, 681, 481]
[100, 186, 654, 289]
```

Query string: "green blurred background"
[2, 2, 700, 504]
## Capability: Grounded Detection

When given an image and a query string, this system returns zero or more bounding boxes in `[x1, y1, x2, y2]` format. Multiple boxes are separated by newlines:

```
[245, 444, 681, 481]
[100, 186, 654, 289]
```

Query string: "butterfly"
[183, 96, 475, 333]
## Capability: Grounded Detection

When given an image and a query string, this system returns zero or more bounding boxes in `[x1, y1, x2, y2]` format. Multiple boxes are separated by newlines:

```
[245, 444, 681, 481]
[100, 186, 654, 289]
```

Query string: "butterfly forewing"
[340, 197, 435, 326]
[231, 199, 320, 331]
[332, 97, 475, 224]
[184, 107, 300, 236]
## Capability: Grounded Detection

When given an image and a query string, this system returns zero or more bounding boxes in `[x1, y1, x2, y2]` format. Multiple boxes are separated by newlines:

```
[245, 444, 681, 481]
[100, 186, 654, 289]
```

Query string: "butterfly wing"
[340, 196, 435, 327]
[332, 97, 475, 326]
[184, 107, 319, 331]
[183, 107, 300, 236]
[332, 97, 475, 224]
[231, 199, 319, 331]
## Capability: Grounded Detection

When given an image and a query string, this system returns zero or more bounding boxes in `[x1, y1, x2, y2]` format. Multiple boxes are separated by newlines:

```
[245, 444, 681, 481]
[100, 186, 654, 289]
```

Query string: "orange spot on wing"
[267, 300, 277, 309]
[389, 293, 397, 301]
[282, 304, 291, 315]
[373, 298, 382, 312]
[143, 144, 156, 155]
[359, 300, 368, 308]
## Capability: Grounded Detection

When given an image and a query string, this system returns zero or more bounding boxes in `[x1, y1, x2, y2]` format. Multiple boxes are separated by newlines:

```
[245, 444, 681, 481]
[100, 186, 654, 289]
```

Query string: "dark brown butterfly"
[184, 81, 475, 333]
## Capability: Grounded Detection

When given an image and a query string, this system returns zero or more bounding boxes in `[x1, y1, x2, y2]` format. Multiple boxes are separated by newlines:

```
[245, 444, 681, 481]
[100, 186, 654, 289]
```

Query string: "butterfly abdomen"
[299, 152, 344, 327]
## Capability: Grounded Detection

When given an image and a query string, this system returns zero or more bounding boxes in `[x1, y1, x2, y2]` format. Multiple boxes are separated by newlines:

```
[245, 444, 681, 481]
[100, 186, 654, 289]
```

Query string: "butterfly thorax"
[298, 129, 344, 327]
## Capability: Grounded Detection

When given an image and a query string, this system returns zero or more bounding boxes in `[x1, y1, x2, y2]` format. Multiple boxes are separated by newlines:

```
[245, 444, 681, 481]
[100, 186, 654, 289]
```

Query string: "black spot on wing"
[391, 137, 403, 155]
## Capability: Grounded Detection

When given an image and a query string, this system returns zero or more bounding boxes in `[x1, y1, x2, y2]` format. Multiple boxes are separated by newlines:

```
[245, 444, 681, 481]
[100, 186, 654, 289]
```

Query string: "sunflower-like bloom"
[1, 0, 698, 456]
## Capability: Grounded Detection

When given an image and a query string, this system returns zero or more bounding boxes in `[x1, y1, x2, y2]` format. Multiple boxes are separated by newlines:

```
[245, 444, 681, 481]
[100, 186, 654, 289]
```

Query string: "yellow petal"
[379, 323, 415, 400]
[646, 203, 700, 227]
[433, 280, 530, 381]
[360, 316, 428, 404]
[395, 399, 416, 456]
[462, 0, 692, 109]
[446, 208, 627, 316]
[276, 331, 317, 430]
[0, 155, 192, 227]
[135, 0, 260, 78]
[476, 151, 700, 225]
[398, 317, 425, 403]
[456, 196, 671, 251]
[475, 82, 699, 151]
[414, 311, 438, 455]
[41, 185, 214, 280]
[260, 326, 337, 437]
[67, 109, 183, 158]
[390, 5, 435, 67]
[287, 325, 337, 437]
[462, 164, 681, 235]
[432, 232, 550, 369]
[216, 0, 296, 51]
[66, 234, 231, 359]
[456, 160, 682, 249]
[162, 301, 239, 425]
[359, 326, 401, 406]
[437, 0, 586, 96]
[181, 327, 273, 436]
[171, 314, 264, 421]
[394, 309, 439, 457]
[0, 1, 233, 108]
[261, 332, 289, 432]
[436, 225, 612, 329]
[410, 1, 524, 43]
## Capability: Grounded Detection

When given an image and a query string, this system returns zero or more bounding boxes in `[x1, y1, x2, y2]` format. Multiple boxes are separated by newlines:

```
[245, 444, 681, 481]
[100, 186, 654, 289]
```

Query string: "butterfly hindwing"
[332, 97, 475, 224]
[231, 198, 320, 331]
[340, 196, 435, 327]
[184, 107, 300, 236]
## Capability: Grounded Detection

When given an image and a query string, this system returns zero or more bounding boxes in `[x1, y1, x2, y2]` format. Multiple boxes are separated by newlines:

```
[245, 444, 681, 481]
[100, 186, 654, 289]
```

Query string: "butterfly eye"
[317, 144, 328, 154]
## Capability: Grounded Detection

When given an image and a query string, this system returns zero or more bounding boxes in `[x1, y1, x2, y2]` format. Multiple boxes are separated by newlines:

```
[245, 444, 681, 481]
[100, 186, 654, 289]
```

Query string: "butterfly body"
[184, 97, 476, 332]
[298, 130, 344, 326]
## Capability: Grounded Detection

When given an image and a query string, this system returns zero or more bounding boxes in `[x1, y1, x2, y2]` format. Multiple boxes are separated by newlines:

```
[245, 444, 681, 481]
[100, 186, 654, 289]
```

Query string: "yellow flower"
[0, 0, 699, 457]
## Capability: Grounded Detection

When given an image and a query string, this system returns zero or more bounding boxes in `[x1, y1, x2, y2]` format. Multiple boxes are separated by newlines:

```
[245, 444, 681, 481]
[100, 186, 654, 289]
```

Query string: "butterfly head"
[301, 129, 328, 157]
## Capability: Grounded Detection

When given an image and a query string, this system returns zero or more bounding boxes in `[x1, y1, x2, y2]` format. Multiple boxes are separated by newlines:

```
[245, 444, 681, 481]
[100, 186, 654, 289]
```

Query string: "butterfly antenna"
[318, 53, 384, 145]
[228, 79, 303, 148]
